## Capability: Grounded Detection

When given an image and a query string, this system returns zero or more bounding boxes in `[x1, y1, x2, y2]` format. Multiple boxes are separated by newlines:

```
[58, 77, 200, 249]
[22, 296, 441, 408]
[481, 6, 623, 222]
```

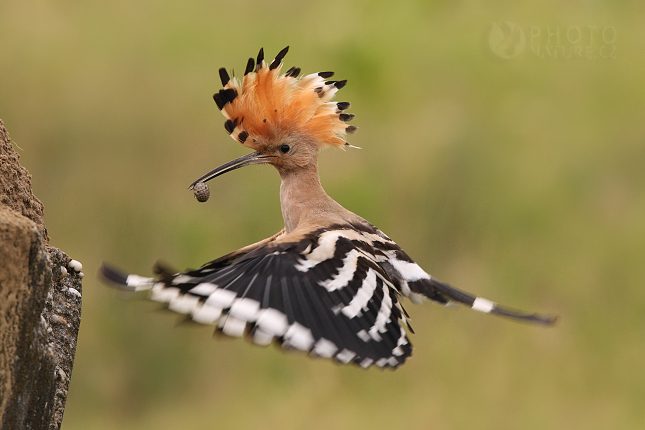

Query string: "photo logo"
[488, 22, 617, 60]
[489, 22, 526, 59]
[529, 25, 616, 59]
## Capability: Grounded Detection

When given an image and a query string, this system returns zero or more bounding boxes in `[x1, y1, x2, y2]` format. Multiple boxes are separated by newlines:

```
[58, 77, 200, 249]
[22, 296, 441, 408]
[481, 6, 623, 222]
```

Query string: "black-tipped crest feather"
[219, 68, 230, 86]
[269, 46, 289, 70]
[256, 48, 264, 71]
[244, 58, 255, 75]
[285, 66, 301, 78]
[213, 93, 225, 110]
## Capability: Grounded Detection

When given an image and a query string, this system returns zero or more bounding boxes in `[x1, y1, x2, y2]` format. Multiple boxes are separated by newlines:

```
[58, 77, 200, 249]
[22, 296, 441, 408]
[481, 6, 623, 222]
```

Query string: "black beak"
[188, 151, 274, 190]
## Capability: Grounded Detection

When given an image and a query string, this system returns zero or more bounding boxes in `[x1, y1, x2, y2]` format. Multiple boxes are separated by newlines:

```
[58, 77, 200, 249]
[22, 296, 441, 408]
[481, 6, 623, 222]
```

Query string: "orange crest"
[213, 47, 357, 150]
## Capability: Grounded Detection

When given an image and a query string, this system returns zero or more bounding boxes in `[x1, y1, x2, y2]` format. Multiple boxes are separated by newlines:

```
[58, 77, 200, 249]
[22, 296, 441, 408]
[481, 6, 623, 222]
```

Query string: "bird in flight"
[101, 46, 556, 369]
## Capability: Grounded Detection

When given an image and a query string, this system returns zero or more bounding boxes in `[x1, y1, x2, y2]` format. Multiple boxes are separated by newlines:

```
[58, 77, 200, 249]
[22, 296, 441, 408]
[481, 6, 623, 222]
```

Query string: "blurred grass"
[2, 0, 645, 428]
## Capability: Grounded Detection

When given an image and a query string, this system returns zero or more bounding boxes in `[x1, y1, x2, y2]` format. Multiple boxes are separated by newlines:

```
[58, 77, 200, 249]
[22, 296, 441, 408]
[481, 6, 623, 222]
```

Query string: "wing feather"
[101, 226, 414, 368]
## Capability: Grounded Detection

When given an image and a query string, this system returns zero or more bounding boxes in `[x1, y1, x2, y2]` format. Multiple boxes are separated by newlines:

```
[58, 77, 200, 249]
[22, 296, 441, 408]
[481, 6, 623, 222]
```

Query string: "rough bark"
[0, 121, 48, 243]
[0, 119, 82, 430]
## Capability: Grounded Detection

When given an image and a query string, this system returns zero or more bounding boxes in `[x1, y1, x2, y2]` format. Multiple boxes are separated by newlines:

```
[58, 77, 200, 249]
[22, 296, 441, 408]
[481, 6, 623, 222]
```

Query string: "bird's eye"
[280, 144, 290, 154]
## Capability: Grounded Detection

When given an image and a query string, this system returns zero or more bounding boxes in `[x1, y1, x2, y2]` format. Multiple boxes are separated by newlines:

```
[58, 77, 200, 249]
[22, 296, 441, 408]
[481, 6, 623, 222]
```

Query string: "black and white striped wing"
[370, 232, 558, 326]
[101, 229, 413, 369]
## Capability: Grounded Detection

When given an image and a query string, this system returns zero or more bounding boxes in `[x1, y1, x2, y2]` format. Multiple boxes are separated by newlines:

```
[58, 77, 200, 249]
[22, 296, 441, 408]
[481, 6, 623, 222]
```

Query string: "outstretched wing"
[370, 231, 558, 326]
[101, 227, 413, 369]
[325, 222, 557, 326]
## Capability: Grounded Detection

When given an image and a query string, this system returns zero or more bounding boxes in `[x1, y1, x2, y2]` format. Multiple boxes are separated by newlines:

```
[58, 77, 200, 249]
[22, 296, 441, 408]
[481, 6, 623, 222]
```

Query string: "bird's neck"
[279, 166, 345, 233]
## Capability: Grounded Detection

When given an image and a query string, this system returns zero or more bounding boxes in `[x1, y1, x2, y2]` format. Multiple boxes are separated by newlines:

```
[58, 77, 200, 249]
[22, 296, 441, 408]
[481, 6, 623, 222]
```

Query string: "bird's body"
[101, 47, 555, 369]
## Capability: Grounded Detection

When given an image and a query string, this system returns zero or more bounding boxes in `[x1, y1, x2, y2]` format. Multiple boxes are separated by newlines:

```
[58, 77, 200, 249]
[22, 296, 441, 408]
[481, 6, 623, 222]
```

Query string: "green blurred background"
[2, 0, 644, 428]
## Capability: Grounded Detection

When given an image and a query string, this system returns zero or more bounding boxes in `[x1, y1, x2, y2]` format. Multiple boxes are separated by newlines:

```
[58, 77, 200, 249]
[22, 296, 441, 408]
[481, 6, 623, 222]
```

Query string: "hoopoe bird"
[101, 46, 556, 369]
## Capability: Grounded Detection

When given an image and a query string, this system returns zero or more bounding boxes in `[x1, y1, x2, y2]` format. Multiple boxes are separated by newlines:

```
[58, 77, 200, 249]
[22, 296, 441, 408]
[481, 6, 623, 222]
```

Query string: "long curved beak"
[188, 152, 274, 190]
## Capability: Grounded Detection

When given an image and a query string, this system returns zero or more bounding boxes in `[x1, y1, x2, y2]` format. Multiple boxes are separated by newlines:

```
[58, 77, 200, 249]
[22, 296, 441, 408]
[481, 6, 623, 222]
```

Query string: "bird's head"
[189, 46, 357, 190]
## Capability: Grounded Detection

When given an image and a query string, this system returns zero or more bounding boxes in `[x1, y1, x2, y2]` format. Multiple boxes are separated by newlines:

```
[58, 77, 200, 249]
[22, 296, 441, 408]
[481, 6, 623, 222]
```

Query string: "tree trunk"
[0, 119, 82, 430]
